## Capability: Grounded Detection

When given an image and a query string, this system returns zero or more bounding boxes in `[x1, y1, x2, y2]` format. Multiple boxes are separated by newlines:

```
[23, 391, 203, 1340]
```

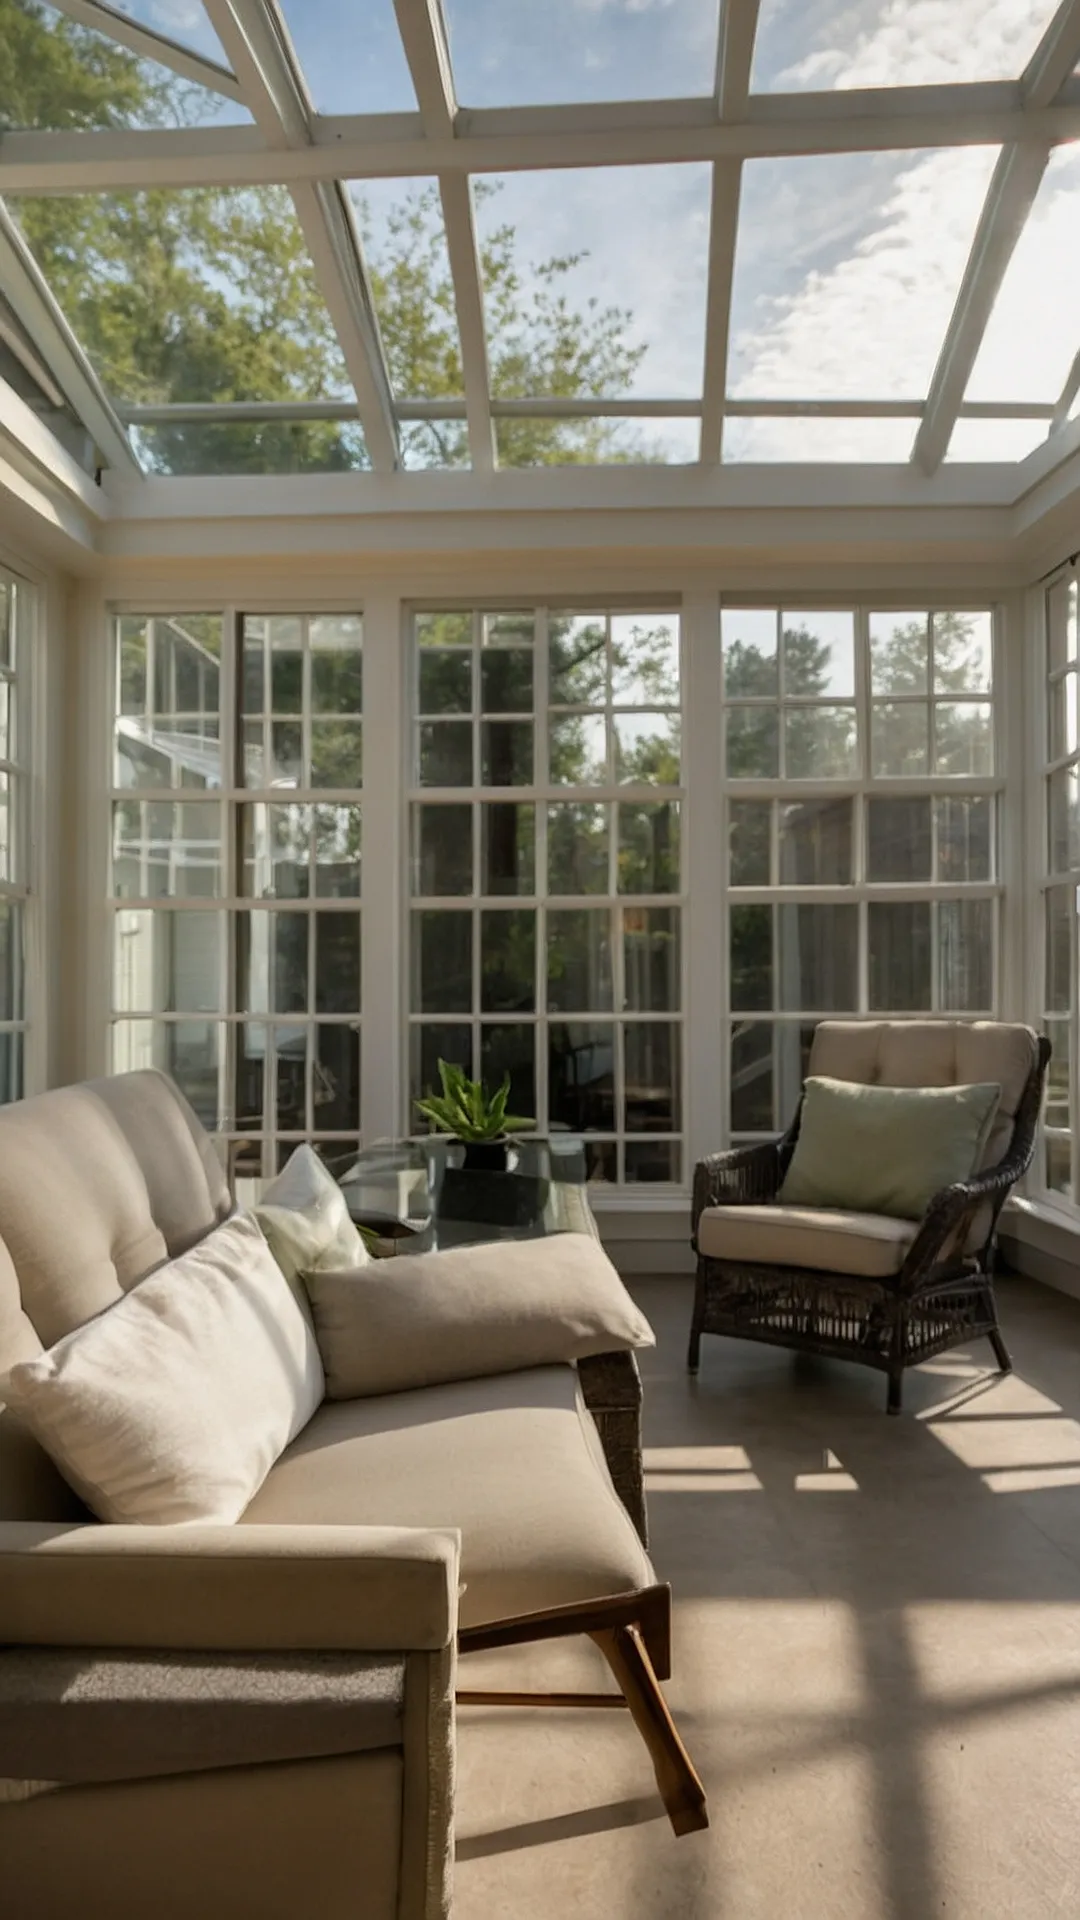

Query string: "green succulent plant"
[415, 1060, 535, 1143]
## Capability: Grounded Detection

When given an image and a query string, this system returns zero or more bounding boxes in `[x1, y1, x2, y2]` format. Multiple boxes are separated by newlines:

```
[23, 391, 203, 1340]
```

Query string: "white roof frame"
[4, 85, 1080, 197]
[393, 0, 495, 472]
[0, 205, 137, 475]
[700, 0, 759, 464]
[47, 0, 245, 103]
[913, 0, 1080, 475]
[201, 0, 399, 471]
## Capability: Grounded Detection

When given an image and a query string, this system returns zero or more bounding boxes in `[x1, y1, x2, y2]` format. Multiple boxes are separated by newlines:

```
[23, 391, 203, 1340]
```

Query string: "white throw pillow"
[306, 1231, 655, 1401]
[253, 1145, 369, 1302]
[0, 1213, 324, 1525]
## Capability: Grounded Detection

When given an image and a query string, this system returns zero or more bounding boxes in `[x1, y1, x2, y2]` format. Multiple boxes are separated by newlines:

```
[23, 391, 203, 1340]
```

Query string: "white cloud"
[757, 0, 1059, 91]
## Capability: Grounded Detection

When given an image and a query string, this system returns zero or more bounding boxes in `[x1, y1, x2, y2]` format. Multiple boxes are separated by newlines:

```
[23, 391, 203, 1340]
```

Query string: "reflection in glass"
[871, 702, 930, 776]
[412, 804, 472, 895]
[610, 617, 679, 705]
[239, 910, 307, 1015]
[729, 1021, 813, 1133]
[480, 1024, 536, 1125]
[420, 649, 472, 715]
[936, 795, 993, 882]
[550, 617, 608, 705]
[868, 903, 932, 1010]
[784, 707, 857, 778]
[549, 714, 607, 785]
[624, 907, 680, 1012]
[624, 1023, 680, 1133]
[869, 614, 929, 694]
[866, 796, 932, 882]
[938, 899, 993, 1012]
[312, 805, 362, 897]
[418, 721, 473, 785]
[112, 799, 221, 899]
[730, 800, 772, 885]
[310, 617, 363, 711]
[481, 803, 535, 896]
[613, 714, 680, 784]
[412, 910, 471, 1013]
[310, 719, 363, 788]
[730, 904, 771, 1011]
[618, 801, 680, 893]
[777, 904, 858, 1011]
[480, 910, 536, 1012]
[934, 703, 993, 776]
[549, 1021, 615, 1131]
[113, 909, 222, 1015]
[481, 720, 533, 785]
[411, 1022, 472, 1119]
[242, 803, 309, 899]
[726, 707, 779, 777]
[314, 913, 361, 1014]
[313, 1024, 360, 1134]
[779, 798, 852, 884]
[481, 645, 533, 714]
[625, 1141, 681, 1182]
[782, 613, 854, 696]
[548, 803, 609, 894]
[547, 911, 613, 1013]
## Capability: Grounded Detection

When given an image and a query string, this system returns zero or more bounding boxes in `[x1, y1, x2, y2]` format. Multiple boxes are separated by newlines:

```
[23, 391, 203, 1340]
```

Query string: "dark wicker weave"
[577, 1349, 647, 1545]
[688, 1037, 1051, 1414]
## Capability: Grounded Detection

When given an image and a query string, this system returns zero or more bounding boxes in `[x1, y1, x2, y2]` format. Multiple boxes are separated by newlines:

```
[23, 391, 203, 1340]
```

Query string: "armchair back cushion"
[807, 1021, 1038, 1171]
[0, 1071, 232, 1522]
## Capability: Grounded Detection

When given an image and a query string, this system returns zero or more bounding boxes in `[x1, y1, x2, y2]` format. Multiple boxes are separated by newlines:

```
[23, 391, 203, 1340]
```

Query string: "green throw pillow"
[778, 1076, 1002, 1222]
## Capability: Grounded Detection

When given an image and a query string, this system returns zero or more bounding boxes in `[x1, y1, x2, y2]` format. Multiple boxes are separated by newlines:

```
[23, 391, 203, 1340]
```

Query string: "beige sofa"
[0, 1073, 701, 1919]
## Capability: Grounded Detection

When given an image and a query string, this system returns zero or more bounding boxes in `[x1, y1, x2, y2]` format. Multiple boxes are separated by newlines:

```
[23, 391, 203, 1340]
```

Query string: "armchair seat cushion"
[697, 1203, 917, 1280]
[241, 1365, 655, 1628]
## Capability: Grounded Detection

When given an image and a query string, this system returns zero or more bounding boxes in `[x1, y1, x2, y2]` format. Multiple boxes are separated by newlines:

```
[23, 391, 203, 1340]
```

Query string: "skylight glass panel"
[9, 190, 349, 413]
[277, 0, 417, 114]
[727, 149, 999, 403]
[944, 419, 1048, 462]
[442, 0, 720, 107]
[473, 166, 710, 433]
[751, 0, 1062, 91]
[965, 147, 1080, 404]
[94, 2, 230, 66]
[348, 179, 463, 403]
[2, 1, 250, 129]
[496, 417, 701, 468]
[129, 422, 370, 476]
[723, 418, 916, 462]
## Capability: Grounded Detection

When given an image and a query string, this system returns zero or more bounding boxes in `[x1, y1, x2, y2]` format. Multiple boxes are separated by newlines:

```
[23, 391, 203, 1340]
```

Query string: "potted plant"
[415, 1060, 534, 1173]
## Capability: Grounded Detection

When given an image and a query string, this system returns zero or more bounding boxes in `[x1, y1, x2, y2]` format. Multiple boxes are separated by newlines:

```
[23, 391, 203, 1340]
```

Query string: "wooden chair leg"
[687, 1268, 705, 1374]
[590, 1623, 708, 1837]
[887, 1368, 903, 1415]
[988, 1326, 1012, 1373]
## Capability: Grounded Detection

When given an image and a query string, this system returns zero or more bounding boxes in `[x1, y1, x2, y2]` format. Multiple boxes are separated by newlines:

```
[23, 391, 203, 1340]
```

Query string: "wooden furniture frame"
[458, 1582, 708, 1837]
[688, 1037, 1050, 1414]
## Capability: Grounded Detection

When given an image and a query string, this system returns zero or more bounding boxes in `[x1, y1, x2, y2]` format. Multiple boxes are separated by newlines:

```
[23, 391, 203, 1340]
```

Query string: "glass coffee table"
[337, 1135, 598, 1252]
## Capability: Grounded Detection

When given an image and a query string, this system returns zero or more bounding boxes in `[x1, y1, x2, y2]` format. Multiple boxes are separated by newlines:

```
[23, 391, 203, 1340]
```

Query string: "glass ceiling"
[0, 0, 1078, 481]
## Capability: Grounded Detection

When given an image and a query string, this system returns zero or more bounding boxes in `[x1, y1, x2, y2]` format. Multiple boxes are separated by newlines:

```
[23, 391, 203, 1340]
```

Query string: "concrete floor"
[453, 1273, 1080, 1920]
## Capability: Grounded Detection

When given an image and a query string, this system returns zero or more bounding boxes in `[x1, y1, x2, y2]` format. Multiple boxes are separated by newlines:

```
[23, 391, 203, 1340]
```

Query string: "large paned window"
[110, 611, 363, 1175]
[408, 607, 683, 1184]
[0, 567, 32, 1103]
[1041, 574, 1079, 1206]
[725, 607, 999, 1136]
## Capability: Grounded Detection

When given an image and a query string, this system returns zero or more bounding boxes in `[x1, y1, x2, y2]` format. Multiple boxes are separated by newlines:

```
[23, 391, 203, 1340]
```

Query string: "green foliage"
[415, 1059, 534, 1141]
[4, 4, 664, 474]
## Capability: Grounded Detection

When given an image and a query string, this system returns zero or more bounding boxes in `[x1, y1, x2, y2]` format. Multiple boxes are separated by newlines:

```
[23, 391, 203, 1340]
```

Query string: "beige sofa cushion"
[808, 1021, 1038, 1171]
[697, 1204, 917, 1279]
[307, 1233, 654, 1401]
[1, 1214, 324, 1524]
[242, 1366, 655, 1628]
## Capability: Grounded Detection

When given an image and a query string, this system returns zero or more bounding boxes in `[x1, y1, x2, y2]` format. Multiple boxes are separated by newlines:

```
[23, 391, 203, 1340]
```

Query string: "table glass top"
[337, 1136, 594, 1251]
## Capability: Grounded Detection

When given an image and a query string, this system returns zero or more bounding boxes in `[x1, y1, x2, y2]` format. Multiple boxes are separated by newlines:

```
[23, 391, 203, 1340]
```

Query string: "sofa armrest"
[0, 1523, 460, 1654]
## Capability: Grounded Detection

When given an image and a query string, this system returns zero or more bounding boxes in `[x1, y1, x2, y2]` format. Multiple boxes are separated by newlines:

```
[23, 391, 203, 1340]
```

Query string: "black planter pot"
[459, 1139, 510, 1172]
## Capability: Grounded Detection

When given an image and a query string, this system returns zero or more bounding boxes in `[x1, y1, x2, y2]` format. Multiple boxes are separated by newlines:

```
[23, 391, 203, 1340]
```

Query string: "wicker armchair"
[688, 1021, 1051, 1414]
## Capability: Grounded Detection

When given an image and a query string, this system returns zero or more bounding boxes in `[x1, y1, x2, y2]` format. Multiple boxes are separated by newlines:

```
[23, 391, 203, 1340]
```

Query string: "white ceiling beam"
[5, 91, 1080, 194]
[1049, 348, 1080, 433]
[201, 0, 399, 471]
[393, 0, 494, 473]
[0, 206, 138, 475]
[912, 143, 1050, 477]
[715, 0, 761, 119]
[117, 396, 1059, 426]
[48, 0, 245, 103]
[1021, 0, 1080, 107]
[702, 4, 758, 464]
